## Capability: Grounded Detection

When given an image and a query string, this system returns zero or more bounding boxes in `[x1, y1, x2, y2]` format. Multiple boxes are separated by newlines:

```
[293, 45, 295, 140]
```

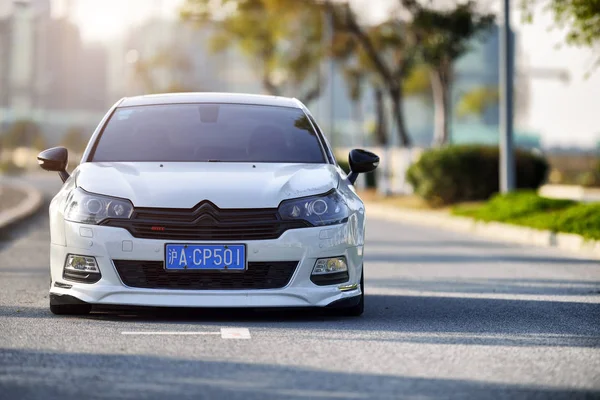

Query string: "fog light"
[312, 257, 348, 275]
[65, 255, 99, 272]
[63, 254, 101, 283]
[311, 257, 349, 286]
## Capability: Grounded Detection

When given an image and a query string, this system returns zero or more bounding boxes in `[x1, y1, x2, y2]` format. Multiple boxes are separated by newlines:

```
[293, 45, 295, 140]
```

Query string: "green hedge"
[406, 145, 549, 205]
[453, 191, 600, 240]
[338, 160, 377, 188]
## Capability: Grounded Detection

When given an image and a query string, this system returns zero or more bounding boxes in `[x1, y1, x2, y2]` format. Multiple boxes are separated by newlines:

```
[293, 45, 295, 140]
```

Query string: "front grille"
[113, 260, 299, 290]
[102, 201, 310, 240]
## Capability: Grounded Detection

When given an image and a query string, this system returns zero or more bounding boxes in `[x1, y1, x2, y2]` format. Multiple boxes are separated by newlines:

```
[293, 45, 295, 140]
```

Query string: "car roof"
[118, 92, 302, 108]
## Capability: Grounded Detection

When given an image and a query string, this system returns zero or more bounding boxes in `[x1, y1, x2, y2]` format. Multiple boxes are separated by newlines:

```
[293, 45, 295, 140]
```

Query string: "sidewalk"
[365, 201, 600, 259]
[0, 177, 43, 231]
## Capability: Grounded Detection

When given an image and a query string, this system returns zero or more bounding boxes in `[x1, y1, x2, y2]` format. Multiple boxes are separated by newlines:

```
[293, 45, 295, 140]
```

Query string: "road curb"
[366, 202, 600, 259]
[0, 180, 43, 232]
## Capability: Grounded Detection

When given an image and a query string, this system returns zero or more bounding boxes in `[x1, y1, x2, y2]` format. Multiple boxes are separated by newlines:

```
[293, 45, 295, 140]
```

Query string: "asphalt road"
[1, 174, 599, 400]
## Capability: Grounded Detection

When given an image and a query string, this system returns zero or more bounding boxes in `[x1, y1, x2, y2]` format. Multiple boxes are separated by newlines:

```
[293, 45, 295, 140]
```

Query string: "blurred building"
[451, 26, 538, 148]
[0, 11, 10, 108]
[0, 0, 107, 144]
[1, 1, 266, 145]
[105, 19, 261, 100]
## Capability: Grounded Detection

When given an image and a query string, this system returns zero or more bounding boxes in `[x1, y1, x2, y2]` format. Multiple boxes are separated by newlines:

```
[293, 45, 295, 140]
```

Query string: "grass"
[452, 190, 600, 240]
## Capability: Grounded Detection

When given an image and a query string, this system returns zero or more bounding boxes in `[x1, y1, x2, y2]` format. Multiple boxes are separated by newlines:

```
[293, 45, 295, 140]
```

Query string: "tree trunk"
[300, 83, 322, 106]
[373, 87, 388, 146]
[430, 68, 451, 146]
[262, 75, 281, 96]
[388, 86, 411, 147]
[261, 63, 282, 96]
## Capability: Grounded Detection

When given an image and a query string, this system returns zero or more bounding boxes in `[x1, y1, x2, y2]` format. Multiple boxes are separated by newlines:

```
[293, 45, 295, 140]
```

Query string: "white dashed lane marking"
[121, 328, 251, 339]
[121, 331, 220, 336]
[220, 328, 251, 339]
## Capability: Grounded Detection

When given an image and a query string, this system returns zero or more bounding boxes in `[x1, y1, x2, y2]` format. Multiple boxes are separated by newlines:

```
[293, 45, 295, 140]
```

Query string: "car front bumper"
[49, 220, 363, 308]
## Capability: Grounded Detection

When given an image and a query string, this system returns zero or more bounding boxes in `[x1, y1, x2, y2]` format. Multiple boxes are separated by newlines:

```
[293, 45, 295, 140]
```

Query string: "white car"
[38, 93, 379, 316]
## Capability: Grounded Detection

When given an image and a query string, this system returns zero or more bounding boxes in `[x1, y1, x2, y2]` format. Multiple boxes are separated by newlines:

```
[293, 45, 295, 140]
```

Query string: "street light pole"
[499, 0, 515, 192]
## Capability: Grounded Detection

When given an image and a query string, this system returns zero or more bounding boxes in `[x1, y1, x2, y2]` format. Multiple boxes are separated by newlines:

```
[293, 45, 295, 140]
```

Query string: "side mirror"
[347, 149, 379, 184]
[37, 147, 70, 182]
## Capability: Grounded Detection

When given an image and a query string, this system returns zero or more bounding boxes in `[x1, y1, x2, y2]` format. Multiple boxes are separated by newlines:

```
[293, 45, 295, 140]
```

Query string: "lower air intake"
[113, 260, 298, 290]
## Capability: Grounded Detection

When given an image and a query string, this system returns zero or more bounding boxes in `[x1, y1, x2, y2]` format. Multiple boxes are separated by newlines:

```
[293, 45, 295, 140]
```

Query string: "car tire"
[337, 271, 364, 317]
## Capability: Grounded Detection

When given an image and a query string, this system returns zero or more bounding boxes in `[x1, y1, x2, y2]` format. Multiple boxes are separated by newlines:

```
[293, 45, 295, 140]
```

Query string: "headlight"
[279, 190, 349, 226]
[64, 187, 133, 224]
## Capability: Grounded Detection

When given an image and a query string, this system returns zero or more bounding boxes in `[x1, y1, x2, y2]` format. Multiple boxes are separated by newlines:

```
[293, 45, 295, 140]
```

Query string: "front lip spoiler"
[48, 293, 362, 310]
[50, 293, 90, 306]
[325, 294, 361, 309]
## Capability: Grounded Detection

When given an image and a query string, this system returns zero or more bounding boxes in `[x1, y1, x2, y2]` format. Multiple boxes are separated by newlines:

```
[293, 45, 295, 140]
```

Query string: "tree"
[456, 86, 499, 119]
[403, 63, 432, 97]
[337, 3, 418, 146]
[336, 65, 381, 145]
[133, 47, 194, 94]
[336, 48, 391, 146]
[181, 0, 325, 104]
[338, 61, 430, 146]
[408, 1, 494, 146]
[521, 0, 600, 68]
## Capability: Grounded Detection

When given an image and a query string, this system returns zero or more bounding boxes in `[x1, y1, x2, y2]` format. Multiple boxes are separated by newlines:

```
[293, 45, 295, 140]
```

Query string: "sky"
[49, 0, 600, 148]
[51, 0, 182, 40]
[515, 9, 600, 148]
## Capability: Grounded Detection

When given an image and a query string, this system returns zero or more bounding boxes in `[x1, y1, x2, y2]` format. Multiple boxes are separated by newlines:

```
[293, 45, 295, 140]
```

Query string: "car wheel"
[337, 271, 364, 317]
[49, 302, 92, 315]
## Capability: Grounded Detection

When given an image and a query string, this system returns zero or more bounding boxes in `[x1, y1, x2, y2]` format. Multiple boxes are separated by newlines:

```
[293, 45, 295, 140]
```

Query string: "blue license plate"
[165, 244, 246, 271]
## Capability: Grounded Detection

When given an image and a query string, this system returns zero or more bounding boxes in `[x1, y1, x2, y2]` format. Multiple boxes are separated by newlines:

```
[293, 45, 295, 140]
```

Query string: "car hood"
[75, 162, 340, 208]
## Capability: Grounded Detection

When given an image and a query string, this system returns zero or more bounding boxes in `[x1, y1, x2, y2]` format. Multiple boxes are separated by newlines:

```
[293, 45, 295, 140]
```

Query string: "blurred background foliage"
[0, 0, 598, 198]
[520, 0, 600, 70]
[181, 0, 325, 104]
[456, 86, 499, 119]
[181, 0, 496, 147]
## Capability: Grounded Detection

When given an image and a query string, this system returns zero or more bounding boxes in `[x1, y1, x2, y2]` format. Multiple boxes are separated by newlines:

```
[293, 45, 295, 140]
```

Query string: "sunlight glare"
[68, 0, 182, 42]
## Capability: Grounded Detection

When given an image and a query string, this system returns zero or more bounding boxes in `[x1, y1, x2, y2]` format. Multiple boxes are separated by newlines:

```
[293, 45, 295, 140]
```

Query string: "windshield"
[91, 104, 327, 163]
